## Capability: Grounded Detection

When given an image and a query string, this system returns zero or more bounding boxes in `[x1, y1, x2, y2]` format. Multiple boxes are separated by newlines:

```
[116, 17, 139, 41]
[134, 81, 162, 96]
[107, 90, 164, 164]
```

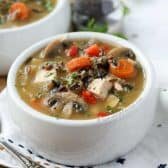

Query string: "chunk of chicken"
[34, 69, 57, 83]
[114, 82, 123, 91]
[88, 78, 112, 99]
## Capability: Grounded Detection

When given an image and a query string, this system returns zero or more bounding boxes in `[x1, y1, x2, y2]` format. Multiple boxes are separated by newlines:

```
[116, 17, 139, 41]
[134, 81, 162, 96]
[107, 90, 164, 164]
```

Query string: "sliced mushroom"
[51, 101, 63, 113]
[44, 91, 88, 117]
[55, 91, 87, 108]
[72, 101, 85, 113]
[69, 80, 83, 94]
[62, 102, 73, 118]
[107, 47, 136, 60]
[43, 96, 63, 113]
[42, 39, 65, 58]
[45, 91, 88, 111]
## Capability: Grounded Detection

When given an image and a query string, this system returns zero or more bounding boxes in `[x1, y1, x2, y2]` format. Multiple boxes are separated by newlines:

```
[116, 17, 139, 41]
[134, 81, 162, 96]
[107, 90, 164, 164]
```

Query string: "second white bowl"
[0, 0, 71, 75]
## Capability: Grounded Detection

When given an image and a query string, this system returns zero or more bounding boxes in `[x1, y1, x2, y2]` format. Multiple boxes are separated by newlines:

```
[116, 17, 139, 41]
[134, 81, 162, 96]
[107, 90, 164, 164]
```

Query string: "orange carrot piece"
[110, 59, 136, 79]
[30, 98, 43, 111]
[9, 2, 30, 21]
[66, 56, 92, 72]
[85, 44, 100, 57]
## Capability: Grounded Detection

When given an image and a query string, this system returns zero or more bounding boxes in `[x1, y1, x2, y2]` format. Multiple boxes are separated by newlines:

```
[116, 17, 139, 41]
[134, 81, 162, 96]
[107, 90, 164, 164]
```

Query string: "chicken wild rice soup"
[0, 0, 57, 28]
[16, 39, 145, 120]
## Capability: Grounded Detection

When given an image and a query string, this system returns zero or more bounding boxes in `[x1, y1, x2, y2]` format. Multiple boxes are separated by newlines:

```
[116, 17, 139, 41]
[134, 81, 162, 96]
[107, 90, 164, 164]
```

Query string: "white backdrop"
[124, 0, 168, 86]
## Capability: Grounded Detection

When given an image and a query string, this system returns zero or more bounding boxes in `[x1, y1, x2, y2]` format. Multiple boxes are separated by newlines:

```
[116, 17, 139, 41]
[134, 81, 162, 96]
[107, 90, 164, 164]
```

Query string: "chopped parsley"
[80, 18, 108, 33]
[112, 32, 128, 40]
[122, 4, 130, 16]
[80, 18, 128, 40]
[71, 72, 78, 79]
[44, 0, 54, 12]
[106, 105, 116, 114]
[45, 72, 54, 77]
[66, 72, 78, 86]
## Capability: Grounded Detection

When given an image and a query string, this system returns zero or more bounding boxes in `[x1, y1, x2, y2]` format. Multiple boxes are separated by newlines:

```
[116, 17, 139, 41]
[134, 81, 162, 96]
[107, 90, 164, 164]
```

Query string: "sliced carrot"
[30, 98, 43, 111]
[110, 58, 136, 79]
[82, 90, 97, 104]
[9, 2, 30, 21]
[85, 44, 100, 57]
[97, 111, 109, 117]
[66, 56, 92, 72]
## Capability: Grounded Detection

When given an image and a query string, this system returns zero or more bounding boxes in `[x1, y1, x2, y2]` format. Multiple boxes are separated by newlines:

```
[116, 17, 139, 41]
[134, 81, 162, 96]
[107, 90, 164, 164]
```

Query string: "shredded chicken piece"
[114, 82, 123, 91]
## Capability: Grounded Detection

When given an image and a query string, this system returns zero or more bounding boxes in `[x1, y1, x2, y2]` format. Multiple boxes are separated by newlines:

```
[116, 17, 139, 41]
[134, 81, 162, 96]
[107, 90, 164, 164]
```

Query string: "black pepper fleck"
[116, 157, 126, 164]
[27, 149, 33, 154]
[37, 155, 44, 159]
[157, 124, 162, 128]
[158, 164, 167, 168]
[18, 144, 24, 148]
[8, 139, 14, 143]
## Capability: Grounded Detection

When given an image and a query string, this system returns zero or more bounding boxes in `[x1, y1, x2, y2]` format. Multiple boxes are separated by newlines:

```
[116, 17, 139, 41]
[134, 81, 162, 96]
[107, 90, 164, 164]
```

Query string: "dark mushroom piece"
[69, 80, 83, 94]
[77, 69, 95, 88]
[44, 96, 64, 113]
[107, 47, 136, 60]
[45, 91, 88, 111]
[42, 39, 65, 58]
[55, 91, 87, 107]
[62, 100, 86, 118]
[73, 101, 86, 113]
[49, 80, 68, 92]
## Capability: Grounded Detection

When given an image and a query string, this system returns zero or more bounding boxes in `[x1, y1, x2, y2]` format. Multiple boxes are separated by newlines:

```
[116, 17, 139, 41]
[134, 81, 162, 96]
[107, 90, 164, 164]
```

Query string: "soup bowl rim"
[0, 0, 64, 33]
[7, 32, 154, 127]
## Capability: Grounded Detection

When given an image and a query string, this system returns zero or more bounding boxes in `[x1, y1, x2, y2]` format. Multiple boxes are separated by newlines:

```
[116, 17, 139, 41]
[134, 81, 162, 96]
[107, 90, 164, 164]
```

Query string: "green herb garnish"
[71, 72, 78, 79]
[112, 32, 128, 40]
[106, 105, 116, 113]
[66, 72, 78, 85]
[121, 0, 130, 16]
[44, 0, 53, 12]
[123, 5, 130, 16]
[46, 72, 54, 77]
[80, 18, 108, 33]
[106, 105, 123, 114]
[0, 17, 3, 25]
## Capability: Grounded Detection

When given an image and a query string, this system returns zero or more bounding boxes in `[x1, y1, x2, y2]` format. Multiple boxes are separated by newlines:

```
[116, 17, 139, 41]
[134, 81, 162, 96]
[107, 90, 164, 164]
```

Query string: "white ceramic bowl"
[0, 0, 71, 75]
[7, 32, 157, 166]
